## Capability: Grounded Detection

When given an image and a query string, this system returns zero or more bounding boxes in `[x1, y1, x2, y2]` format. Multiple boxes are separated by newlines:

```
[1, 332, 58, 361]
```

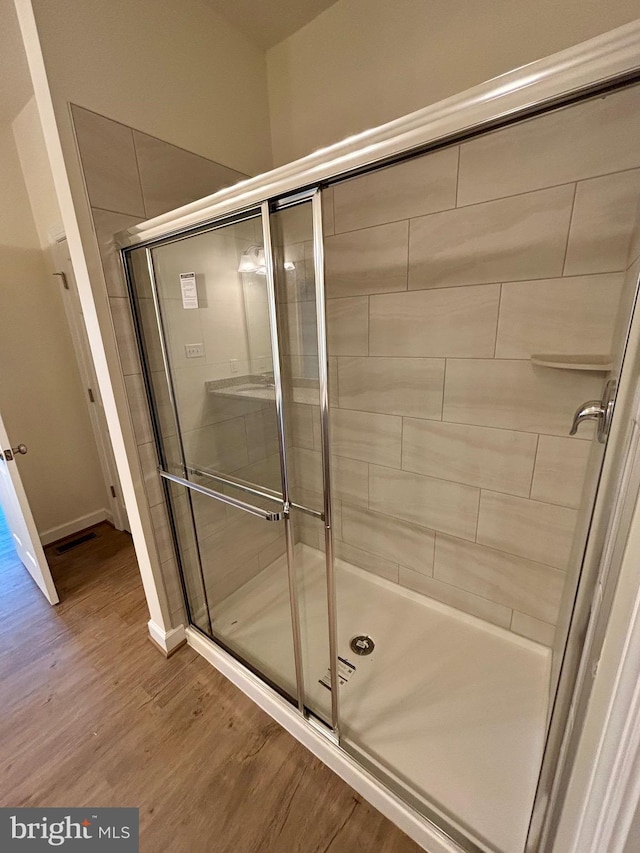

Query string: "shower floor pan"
[211, 543, 550, 853]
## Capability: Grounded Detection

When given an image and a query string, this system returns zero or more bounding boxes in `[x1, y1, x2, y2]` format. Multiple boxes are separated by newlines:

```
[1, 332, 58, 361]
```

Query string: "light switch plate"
[185, 343, 205, 359]
[230, 359, 239, 374]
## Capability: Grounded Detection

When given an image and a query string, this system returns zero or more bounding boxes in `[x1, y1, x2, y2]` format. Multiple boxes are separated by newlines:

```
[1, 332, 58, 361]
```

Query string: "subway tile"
[296, 513, 324, 549]
[342, 503, 435, 575]
[137, 441, 163, 508]
[369, 464, 479, 540]
[134, 130, 245, 219]
[136, 298, 165, 373]
[326, 296, 368, 356]
[495, 274, 623, 359]
[402, 419, 537, 497]
[329, 357, 338, 406]
[181, 417, 249, 474]
[331, 408, 402, 467]
[232, 453, 282, 495]
[272, 202, 313, 245]
[457, 86, 640, 205]
[259, 535, 288, 570]
[398, 567, 512, 629]
[291, 446, 323, 496]
[511, 611, 555, 647]
[332, 455, 368, 507]
[325, 221, 408, 297]
[322, 186, 335, 236]
[124, 373, 154, 445]
[564, 169, 640, 275]
[160, 556, 185, 619]
[244, 405, 280, 464]
[199, 507, 280, 598]
[92, 208, 143, 297]
[338, 357, 444, 418]
[443, 359, 603, 436]
[333, 146, 458, 232]
[110, 297, 141, 376]
[335, 540, 399, 582]
[370, 284, 500, 357]
[72, 105, 145, 216]
[408, 185, 574, 288]
[477, 491, 577, 570]
[279, 298, 318, 358]
[531, 435, 592, 509]
[150, 503, 174, 564]
[288, 403, 315, 450]
[434, 534, 564, 624]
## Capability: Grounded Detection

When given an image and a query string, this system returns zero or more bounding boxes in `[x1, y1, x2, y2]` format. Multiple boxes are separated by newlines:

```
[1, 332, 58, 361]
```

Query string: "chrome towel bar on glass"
[158, 469, 285, 521]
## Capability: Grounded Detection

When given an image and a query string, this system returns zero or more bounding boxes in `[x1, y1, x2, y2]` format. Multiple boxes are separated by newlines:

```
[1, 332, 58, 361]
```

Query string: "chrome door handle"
[569, 379, 617, 443]
[1, 444, 27, 461]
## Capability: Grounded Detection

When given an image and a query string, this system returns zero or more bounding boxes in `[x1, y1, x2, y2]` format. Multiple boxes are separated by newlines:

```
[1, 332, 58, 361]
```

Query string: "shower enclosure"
[119, 34, 640, 853]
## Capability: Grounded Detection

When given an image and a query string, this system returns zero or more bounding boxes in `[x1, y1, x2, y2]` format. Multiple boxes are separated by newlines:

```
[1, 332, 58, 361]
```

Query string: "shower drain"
[350, 635, 375, 656]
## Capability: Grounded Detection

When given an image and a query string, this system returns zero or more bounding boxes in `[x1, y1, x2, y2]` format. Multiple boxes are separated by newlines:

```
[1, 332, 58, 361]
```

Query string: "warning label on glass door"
[319, 656, 356, 691]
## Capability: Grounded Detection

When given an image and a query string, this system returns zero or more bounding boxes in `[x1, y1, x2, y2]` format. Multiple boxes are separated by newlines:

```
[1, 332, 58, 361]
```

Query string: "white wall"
[14, 0, 278, 641]
[0, 119, 108, 538]
[31, 0, 273, 177]
[267, 0, 640, 164]
[12, 96, 63, 248]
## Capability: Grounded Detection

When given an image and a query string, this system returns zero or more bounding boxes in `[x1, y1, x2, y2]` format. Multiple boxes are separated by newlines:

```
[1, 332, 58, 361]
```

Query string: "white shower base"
[211, 543, 551, 853]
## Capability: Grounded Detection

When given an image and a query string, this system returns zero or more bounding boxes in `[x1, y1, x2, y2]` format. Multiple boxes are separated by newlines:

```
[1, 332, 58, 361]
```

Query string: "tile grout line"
[529, 435, 541, 499]
[327, 163, 640, 239]
[561, 182, 579, 276]
[130, 128, 149, 220]
[493, 283, 502, 359]
[325, 270, 626, 304]
[405, 218, 410, 290]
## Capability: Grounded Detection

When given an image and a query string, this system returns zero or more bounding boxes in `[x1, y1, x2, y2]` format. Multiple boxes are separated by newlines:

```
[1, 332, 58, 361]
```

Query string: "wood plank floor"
[0, 519, 422, 853]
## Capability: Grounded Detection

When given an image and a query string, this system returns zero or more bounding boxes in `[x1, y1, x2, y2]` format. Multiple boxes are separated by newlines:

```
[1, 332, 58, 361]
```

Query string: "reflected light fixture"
[238, 245, 295, 276]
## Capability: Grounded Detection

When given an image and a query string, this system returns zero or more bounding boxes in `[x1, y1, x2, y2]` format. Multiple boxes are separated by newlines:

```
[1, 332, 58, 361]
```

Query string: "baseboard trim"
[148, 620, 187, 657]
[186, 626, 463, 853]
[40, 508, 112, 546]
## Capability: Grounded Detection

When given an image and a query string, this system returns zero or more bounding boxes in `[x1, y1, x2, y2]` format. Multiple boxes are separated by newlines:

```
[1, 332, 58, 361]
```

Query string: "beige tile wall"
[72, 104, 248, 628]
[318, 85, 640, 647]
[73, 87, 640, 649]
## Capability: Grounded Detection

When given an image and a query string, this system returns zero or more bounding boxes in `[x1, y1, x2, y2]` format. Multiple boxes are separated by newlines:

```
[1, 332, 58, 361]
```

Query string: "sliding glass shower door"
[125, 196, 337, 726]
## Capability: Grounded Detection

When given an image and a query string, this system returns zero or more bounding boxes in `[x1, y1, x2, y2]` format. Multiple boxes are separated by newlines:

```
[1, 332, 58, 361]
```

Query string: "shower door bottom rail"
[158, 469, 285, 521]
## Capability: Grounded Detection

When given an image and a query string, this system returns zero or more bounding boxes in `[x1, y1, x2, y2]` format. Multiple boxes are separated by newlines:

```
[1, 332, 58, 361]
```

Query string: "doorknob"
[569, 379, 617, 443]
[1, 444, 27, 461]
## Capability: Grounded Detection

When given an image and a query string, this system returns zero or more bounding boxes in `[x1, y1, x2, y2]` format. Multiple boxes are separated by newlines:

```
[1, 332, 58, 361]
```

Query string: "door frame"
[51, 236, 129, 532]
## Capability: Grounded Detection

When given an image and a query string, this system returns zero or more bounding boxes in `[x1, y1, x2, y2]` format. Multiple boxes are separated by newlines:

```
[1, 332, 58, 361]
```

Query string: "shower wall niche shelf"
[530, 354, 613, 372]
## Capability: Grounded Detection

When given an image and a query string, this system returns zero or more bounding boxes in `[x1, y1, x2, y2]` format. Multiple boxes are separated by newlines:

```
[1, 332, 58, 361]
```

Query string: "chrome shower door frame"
[117, 22, 640, 853]
[123, 193, 340, 735]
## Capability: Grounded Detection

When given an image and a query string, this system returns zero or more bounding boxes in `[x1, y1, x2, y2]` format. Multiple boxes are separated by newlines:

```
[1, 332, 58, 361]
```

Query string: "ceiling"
[0, 0, 34, 124]
[0, 0, 339, 127]
[202, 0, 338, 48]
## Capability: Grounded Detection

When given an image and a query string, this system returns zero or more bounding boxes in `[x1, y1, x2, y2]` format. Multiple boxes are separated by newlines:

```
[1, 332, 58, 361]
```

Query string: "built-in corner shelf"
[530, 354, 613, 372]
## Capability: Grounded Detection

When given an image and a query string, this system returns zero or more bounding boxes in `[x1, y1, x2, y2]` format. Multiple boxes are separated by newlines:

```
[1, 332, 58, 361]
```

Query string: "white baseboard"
[40, 508, 112, 545]
[187, 627, 463, 853]
[148, 620, 187, 656]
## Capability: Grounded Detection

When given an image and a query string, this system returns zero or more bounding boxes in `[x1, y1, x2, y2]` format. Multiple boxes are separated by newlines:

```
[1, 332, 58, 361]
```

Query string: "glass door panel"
[271, 200, 335, 728]
[126, 212, 299, 704]
[150, 215, 282, 495]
